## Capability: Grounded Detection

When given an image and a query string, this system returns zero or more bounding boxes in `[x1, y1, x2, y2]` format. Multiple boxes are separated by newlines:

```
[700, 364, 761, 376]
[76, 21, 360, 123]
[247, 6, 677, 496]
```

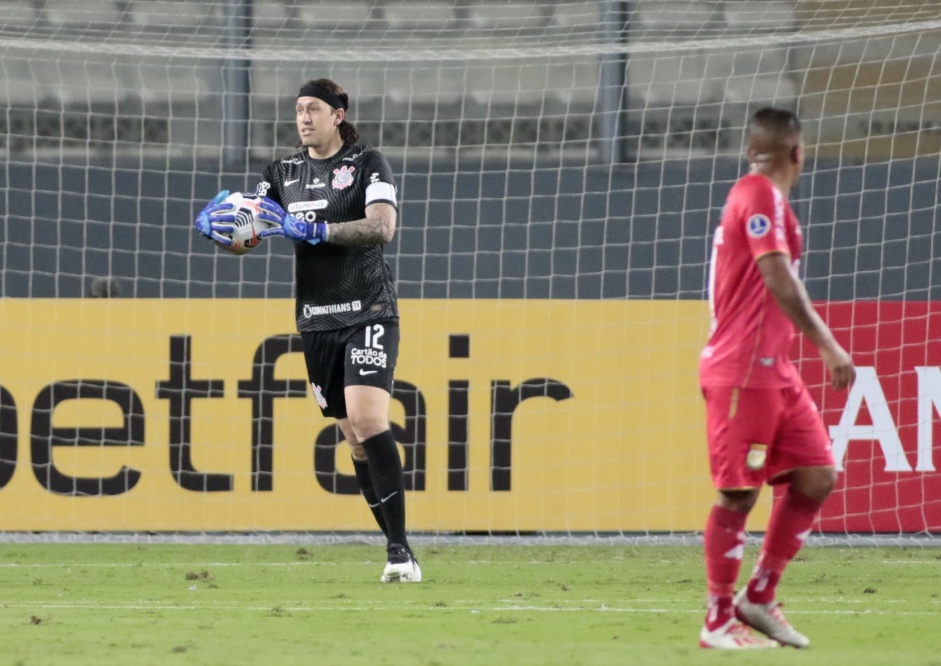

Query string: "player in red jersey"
[698, 108, 855, 650]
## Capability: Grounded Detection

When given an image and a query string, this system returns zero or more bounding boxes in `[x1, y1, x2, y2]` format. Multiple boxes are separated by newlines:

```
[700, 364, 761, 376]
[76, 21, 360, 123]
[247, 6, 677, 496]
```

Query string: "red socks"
[704, 504, 748, 630]
[705, 490, 824, 627]
[746, 489, 823, 605]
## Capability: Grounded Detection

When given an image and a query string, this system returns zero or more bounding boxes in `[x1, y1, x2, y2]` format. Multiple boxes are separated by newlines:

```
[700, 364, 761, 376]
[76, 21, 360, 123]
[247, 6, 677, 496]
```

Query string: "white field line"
[2, 601, 939, 617]
[0, 561, 340, 567]
[877, 560, 941, 564]
[0, 559, 934, 568]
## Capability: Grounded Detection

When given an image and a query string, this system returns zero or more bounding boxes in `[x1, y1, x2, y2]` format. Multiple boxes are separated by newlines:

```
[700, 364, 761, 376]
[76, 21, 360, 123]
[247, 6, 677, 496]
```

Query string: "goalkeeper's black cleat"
[381, 543, 422, 583]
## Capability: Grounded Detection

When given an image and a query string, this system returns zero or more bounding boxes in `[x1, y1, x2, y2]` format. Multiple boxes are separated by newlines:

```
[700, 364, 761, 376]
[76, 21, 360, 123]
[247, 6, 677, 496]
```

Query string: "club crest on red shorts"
[746, 443, 767, 471]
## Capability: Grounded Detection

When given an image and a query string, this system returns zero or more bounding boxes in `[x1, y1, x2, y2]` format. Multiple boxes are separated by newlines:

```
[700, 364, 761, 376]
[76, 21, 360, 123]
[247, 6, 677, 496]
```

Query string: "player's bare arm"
[757, 251, 855, 389]
[326, 202, 396, 245]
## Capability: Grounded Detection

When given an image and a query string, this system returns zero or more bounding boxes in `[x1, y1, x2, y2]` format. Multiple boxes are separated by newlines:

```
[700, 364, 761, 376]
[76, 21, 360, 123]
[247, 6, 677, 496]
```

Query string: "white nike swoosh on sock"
[380, 491, 399, 503]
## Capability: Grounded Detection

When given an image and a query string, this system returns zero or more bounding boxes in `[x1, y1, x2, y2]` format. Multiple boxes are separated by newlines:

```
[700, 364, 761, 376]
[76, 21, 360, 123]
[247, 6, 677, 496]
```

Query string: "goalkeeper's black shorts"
[300, 318, 399, 419]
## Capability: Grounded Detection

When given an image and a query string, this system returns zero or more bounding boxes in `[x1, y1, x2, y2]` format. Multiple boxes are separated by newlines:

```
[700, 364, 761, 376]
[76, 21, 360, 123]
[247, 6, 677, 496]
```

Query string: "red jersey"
[699, 173, 803, 388]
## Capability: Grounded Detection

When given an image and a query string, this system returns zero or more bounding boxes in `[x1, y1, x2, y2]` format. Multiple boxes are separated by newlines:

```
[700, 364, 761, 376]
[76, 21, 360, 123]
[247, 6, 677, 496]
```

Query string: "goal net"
[1, 0, 939, 542]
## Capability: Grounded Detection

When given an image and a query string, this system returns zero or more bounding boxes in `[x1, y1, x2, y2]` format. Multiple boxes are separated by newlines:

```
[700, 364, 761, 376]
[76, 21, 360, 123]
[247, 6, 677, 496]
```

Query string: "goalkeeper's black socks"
[352, 456, 389, 538]
[361, 430, 409, 549]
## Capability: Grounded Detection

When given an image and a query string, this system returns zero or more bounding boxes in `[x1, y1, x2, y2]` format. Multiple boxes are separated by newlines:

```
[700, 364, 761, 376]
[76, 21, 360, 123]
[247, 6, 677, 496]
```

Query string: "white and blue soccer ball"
[218, 192, 267, 255]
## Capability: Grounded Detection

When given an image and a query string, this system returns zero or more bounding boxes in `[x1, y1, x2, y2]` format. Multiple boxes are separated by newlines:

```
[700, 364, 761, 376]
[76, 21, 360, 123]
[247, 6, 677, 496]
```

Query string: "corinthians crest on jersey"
[332, 165, 355, 190]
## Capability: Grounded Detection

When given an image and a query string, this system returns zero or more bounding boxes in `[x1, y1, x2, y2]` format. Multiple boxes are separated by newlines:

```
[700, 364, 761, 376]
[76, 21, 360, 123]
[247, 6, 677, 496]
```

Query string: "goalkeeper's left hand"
[194, 190, 236, 246]
[258, 197, 329, 245]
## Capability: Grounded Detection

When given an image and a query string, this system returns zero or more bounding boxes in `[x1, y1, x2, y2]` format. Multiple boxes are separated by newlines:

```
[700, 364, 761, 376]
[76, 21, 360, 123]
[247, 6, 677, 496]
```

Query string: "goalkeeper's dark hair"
[301, 78, 359, 144]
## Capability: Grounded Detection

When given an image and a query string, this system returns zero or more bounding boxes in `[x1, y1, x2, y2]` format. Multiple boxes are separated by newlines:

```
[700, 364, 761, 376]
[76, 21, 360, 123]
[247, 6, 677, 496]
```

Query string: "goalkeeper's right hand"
[194, 190, 234, 243]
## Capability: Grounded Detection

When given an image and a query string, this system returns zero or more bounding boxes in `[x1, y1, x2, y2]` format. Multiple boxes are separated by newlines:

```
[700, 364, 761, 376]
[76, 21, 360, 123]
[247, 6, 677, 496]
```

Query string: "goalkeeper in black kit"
[194, 78, 420, 583]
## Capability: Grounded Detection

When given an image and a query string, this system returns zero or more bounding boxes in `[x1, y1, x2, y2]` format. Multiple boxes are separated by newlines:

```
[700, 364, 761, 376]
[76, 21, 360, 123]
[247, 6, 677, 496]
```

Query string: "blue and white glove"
[194, 190, 236, 246]
[258, 197, 329, 245]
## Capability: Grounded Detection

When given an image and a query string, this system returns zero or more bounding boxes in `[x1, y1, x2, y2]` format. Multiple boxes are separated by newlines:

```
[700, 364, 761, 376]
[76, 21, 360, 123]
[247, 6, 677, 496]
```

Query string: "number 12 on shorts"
[365, 324, 384, 349]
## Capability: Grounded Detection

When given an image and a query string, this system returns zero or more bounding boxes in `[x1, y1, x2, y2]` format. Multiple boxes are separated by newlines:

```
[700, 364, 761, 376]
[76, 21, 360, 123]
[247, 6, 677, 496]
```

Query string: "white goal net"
[1, 0, 940, 542]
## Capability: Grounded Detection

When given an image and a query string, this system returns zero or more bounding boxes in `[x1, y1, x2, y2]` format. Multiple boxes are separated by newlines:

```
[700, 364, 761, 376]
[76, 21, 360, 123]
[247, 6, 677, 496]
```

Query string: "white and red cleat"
[734, 589, 810, 648]
[700, 618, 780, 649]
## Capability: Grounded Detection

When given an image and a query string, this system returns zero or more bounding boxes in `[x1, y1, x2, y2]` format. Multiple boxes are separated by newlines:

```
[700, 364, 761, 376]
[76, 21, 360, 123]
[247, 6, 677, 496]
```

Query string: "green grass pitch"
[1, 543, 939, 665]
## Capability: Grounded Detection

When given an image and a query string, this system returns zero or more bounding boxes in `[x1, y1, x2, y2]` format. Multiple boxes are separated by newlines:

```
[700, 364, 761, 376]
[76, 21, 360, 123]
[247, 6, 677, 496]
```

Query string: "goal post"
[1, 0, 940, 541]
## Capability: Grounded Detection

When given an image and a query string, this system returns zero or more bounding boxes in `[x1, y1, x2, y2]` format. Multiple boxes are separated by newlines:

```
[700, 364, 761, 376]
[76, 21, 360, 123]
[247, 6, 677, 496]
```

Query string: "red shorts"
[702, 384, 835, 490]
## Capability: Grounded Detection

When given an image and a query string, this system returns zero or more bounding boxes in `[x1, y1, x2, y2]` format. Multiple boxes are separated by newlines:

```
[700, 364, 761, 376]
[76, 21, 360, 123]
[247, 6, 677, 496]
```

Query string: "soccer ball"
[216, 192, 267, 255]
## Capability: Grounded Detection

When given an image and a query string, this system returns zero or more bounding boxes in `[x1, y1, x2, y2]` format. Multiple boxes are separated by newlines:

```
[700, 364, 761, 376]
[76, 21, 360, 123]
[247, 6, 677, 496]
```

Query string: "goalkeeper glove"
[258, 197, 329, 245]
[194, 190, 236, 246]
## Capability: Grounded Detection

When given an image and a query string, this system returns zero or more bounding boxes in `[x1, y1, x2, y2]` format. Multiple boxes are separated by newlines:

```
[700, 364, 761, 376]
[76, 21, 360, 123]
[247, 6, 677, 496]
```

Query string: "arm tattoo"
[328, 203, 396, 245]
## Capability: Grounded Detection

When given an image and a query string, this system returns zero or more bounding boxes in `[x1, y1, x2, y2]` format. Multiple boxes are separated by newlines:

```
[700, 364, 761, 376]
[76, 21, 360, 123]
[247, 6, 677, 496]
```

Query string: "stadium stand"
[551, 1, 602, 29]
[3, 0, 940, 161]
[384, 63, 467, 115]
[0, 56, 49, 107]
[32, 57, 126, 108]
[384, 1, 456, 32]
[465, 1, 552, 31]
[250, 0, 295, 31]
[628, 52, 721, 108]
[722, 0, 797, 33]
[704, 47, 798, 106]
[0, 0, 36, 28]
[43, 0, 124, 28]
[125, 0, 219, 30]
[296, 0, 376, 31]
[631, 0, 719, 38]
